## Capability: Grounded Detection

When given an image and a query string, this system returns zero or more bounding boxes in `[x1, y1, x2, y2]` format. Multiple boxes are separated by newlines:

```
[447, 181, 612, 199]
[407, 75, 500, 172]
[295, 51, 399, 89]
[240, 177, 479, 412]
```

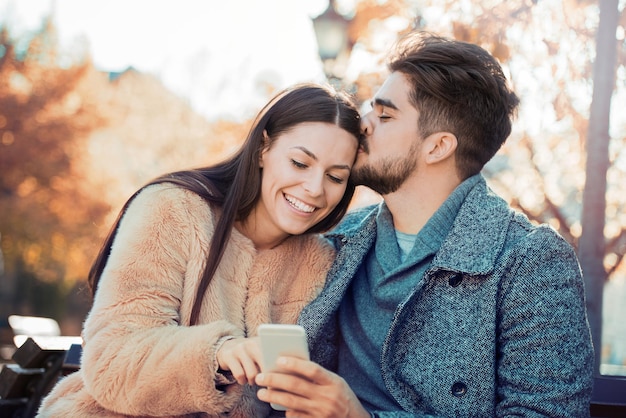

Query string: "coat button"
[448, 273, 463, 287]
[451, 381, 467, 397]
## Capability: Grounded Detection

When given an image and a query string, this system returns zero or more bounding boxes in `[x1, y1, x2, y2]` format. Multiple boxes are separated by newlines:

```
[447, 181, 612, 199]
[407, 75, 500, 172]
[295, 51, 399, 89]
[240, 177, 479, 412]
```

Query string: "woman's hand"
[255, 357, 370, 418]
[216, 337, 262, 385]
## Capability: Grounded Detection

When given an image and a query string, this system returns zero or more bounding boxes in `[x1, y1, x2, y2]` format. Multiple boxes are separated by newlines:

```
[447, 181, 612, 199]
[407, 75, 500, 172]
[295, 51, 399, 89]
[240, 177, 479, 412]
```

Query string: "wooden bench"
[590, 374, 626, 417]
[0, 337, 81, 417]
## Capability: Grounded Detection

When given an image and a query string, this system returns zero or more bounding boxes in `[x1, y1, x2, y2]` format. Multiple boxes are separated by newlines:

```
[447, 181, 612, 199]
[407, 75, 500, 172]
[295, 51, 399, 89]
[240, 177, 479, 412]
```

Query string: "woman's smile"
[284, 193, 317, 214]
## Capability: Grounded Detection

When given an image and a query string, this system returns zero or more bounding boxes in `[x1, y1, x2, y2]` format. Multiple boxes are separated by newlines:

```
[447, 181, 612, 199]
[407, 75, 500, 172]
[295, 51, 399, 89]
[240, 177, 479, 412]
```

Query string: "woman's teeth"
[285, 194, 315, 213]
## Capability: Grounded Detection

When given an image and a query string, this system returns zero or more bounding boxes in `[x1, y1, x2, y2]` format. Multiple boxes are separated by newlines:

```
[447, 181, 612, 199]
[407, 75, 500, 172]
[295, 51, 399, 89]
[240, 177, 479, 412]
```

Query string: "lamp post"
[312, 0, 353, 88]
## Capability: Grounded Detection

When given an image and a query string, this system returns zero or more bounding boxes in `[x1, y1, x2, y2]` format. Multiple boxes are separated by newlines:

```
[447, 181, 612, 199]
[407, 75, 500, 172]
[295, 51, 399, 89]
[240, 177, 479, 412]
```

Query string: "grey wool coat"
[298, 175, 594, 418]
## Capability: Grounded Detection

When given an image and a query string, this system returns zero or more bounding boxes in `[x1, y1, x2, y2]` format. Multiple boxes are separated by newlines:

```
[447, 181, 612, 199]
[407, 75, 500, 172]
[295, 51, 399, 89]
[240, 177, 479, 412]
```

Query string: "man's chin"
[351, 166, 406, 195]
[351, 165, 374, 187]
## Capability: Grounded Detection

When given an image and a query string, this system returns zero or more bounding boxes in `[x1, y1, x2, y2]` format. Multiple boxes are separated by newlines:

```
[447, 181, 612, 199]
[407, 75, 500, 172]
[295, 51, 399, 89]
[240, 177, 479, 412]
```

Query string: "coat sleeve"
[80, 184, 244, 416]
[494, 225, 594, 417]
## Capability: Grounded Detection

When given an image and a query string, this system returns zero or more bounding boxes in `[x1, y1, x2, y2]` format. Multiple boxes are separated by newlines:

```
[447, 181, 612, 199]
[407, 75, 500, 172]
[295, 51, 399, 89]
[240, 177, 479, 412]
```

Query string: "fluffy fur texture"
[38, 184, 335, 417]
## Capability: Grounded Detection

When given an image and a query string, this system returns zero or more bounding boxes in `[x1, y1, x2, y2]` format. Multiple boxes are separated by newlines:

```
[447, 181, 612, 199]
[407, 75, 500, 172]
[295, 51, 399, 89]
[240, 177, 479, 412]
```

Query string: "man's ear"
[425, 132, 457, 164]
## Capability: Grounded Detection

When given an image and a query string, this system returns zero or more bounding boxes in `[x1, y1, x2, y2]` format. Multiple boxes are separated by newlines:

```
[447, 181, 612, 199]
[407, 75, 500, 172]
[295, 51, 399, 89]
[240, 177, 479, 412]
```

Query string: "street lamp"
[312, 0, 353, 87]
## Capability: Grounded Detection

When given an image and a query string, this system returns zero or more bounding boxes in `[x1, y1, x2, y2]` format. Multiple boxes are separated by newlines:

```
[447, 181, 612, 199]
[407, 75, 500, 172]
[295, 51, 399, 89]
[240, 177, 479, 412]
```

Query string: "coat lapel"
[299, 207, 378, 346]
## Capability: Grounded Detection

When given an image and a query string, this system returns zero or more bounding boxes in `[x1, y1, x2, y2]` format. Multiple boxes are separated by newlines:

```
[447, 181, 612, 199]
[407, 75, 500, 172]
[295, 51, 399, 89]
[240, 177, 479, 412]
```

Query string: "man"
[255, 31, 594, 417]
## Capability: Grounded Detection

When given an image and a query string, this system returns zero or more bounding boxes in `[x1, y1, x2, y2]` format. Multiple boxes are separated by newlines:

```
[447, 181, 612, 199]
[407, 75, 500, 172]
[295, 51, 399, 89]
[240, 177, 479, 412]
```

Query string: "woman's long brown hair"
[87, 83, 361, 325]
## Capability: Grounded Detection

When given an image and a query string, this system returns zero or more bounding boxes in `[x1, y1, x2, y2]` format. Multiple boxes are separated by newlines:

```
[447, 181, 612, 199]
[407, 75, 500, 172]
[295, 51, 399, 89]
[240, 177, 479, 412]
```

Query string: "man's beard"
[351, 142, 419, 195]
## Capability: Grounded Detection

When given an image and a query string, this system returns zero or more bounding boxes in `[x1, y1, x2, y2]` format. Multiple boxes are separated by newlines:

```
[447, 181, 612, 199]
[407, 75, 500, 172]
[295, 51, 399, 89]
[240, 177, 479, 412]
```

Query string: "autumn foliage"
[0, 20, 110, 321]
[0, 18, 249, 326]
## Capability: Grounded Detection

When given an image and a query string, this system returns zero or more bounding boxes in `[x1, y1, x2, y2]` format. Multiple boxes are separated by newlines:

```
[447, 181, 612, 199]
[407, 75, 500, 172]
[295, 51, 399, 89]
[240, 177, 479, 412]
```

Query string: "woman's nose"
[303, 173, 324, 197]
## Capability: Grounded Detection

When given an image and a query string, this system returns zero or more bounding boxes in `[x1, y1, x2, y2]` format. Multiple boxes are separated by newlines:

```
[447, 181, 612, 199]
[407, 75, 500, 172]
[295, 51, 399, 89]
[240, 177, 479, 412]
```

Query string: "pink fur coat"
[37, 184, 335, 417]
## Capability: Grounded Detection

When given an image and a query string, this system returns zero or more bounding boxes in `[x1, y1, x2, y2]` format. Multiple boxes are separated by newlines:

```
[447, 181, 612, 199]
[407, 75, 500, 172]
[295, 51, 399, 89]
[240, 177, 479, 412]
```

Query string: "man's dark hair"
[388, 31, 520, 179]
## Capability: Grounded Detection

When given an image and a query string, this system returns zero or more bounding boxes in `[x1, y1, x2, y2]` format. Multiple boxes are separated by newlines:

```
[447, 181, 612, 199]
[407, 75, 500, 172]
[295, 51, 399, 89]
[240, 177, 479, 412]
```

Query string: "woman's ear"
[259, 130, 270, 168]
[425, 132, 457, 164]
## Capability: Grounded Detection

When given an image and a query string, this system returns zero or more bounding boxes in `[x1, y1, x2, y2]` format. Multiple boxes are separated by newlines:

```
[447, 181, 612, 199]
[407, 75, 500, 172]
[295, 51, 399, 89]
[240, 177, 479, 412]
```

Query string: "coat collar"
[430, 176, 513, 276]
[328, 175, 513, 277]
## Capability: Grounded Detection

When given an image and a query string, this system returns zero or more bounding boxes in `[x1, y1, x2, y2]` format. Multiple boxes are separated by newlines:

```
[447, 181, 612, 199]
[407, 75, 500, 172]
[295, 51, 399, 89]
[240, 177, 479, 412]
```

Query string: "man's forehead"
[373, 73, 412, 109]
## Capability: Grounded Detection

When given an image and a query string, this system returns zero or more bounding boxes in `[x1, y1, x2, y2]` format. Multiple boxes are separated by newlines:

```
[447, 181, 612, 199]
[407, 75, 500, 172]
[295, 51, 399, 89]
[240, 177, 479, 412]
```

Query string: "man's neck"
[383, 172, 461, 235]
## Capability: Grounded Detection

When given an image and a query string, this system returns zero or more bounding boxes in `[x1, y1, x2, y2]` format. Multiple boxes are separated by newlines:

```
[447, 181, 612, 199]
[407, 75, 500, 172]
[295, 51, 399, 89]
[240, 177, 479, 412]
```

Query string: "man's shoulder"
[508, 213, 575, 253]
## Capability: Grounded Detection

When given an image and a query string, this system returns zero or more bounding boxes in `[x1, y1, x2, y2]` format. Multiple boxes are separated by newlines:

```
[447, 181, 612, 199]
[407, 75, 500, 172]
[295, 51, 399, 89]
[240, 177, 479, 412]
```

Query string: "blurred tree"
[0, 18, 110, 322]
[579, 0, 620, 375]
[344, 0, 419, 105]
[77, 67, 249, 215]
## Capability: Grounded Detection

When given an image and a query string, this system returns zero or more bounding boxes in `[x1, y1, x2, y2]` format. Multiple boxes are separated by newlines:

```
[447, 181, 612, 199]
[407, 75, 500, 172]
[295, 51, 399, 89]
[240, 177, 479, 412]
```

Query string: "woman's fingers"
[240, 339, 263, 384]
[216, 337, 262, 385]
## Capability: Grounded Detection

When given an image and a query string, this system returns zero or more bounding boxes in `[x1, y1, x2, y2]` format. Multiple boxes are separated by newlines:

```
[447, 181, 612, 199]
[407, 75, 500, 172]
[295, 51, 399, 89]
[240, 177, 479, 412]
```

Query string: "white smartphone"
[257, 324, 310, 411]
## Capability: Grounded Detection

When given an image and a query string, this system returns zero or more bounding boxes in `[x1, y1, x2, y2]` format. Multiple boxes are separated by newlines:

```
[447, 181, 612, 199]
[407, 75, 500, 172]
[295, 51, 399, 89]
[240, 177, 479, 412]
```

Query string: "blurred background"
[0, 0, 624, 375]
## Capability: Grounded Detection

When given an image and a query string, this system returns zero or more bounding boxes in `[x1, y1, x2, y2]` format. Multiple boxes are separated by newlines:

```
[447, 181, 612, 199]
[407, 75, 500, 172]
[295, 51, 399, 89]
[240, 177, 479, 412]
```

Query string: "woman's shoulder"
[131, 183, 213, 215]
[118, 183, 216, 235]
[134, 182, 207, 205]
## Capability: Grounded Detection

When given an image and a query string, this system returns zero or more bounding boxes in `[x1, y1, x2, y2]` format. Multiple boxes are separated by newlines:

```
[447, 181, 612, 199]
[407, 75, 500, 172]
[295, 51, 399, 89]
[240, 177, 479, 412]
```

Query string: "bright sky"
[0, 0, 335, 121]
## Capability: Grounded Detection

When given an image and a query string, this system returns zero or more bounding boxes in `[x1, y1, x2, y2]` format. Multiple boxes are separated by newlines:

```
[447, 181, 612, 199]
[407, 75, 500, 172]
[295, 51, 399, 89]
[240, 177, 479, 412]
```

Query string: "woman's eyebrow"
[292, 146, 317, 160]
[292, 146, 351, 170]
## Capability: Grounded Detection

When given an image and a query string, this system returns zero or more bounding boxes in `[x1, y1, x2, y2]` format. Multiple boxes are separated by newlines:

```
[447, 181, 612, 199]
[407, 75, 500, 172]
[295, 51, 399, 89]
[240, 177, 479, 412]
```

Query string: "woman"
[37, 83, 361, 417]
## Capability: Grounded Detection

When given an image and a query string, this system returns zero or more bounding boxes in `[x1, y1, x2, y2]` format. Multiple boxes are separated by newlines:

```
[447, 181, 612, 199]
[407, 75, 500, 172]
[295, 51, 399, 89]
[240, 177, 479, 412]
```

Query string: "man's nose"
[361, 112, 373, 136]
